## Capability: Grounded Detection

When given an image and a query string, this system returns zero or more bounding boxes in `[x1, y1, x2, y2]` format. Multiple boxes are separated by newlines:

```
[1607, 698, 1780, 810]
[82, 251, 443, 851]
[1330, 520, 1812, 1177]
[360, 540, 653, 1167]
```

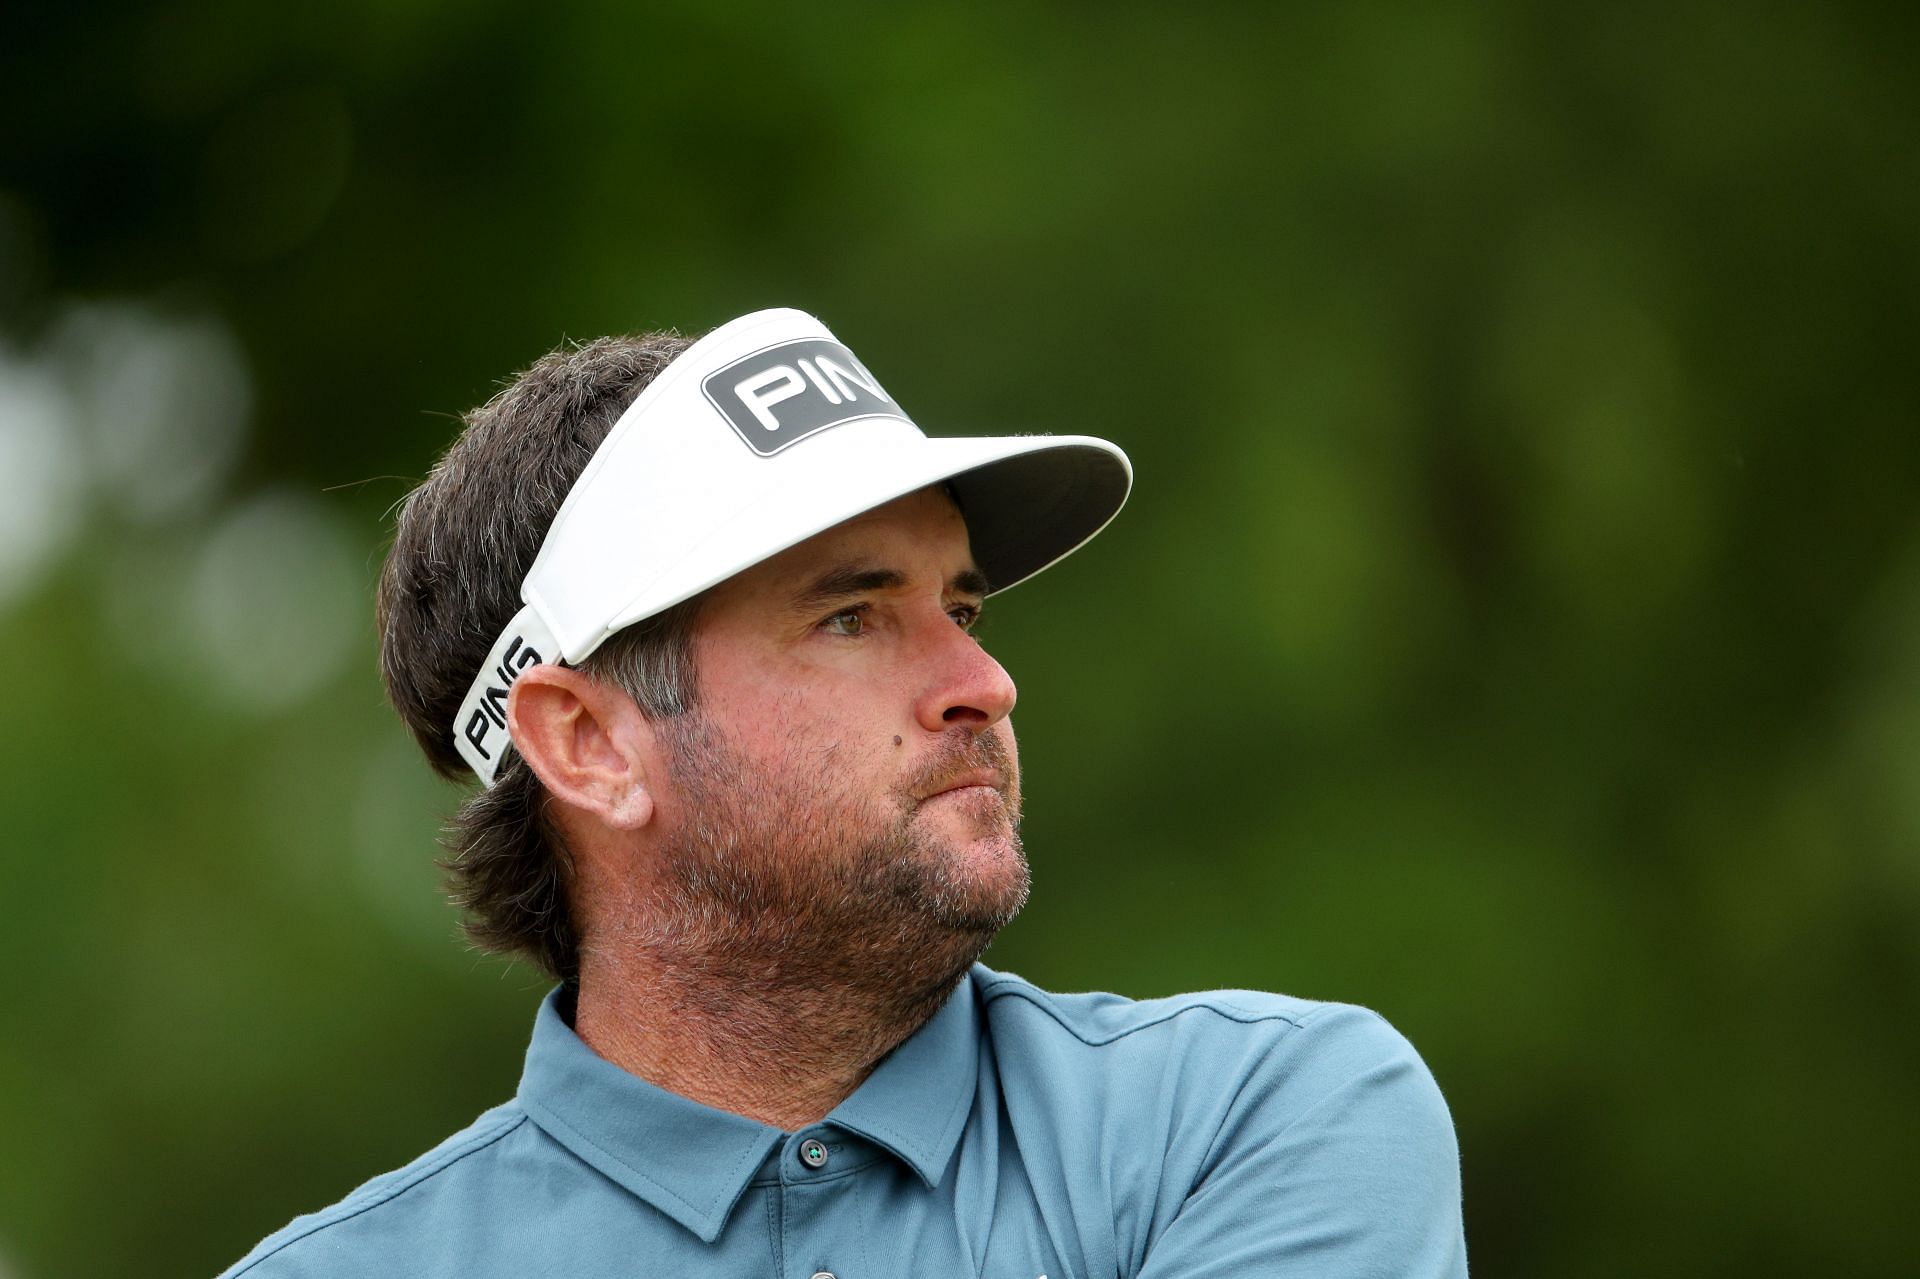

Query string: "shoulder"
[975, 963, 1412, 1063]
[218, 1103, 533, 1279]
[971, 968, 1463, 1274]
[972, 965, 1453, 1154]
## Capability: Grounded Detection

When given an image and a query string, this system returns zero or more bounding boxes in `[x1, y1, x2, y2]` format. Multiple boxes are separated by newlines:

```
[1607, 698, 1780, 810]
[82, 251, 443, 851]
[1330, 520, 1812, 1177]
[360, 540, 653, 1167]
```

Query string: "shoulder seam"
[980, 978, 1352, 1048]
[1189, 1004, 1407, 1191]
[226, 1110, 530, 1276]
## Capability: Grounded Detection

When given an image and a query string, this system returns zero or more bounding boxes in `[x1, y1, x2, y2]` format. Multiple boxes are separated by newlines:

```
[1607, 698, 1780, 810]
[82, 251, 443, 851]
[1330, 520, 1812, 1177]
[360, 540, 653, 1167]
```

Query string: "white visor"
[453, 306, 1132, 784]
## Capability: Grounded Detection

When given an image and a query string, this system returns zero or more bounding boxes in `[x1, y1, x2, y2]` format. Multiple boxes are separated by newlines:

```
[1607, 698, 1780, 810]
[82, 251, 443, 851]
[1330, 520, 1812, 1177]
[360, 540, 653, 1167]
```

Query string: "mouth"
[919, 768, 1006, 801]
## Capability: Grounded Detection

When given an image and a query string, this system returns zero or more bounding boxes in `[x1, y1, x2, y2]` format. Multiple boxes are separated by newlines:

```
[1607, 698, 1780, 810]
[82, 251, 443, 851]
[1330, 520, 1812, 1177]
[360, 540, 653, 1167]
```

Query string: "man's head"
[377, 308, 1128, 985]
[509, 485, 1029, 1004]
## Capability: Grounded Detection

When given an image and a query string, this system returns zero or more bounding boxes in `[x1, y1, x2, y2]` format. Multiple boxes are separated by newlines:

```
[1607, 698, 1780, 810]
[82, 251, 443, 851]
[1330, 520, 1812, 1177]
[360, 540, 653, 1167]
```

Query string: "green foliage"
[2, 3, 1916, 1275]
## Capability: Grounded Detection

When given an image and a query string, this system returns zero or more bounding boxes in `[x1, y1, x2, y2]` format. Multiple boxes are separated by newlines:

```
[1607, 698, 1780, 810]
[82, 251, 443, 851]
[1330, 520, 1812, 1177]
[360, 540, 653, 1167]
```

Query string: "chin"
[918, 807, 1019, 870]
[921, 838, 1030, 933]
[888, 790, 1026, 923]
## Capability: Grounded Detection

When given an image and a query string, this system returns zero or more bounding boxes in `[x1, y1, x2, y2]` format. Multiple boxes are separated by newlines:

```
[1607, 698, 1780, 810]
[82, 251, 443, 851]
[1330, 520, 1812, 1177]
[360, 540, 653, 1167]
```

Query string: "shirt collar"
[515, 986, 780, 1242]
[827, 966, 980, 1189]
[515, 969, 983, 1242]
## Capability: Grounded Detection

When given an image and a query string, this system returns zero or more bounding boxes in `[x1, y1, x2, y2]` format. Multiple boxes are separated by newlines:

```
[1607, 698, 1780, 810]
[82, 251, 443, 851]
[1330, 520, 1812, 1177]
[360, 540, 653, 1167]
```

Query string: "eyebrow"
[791, 563, 991, 612]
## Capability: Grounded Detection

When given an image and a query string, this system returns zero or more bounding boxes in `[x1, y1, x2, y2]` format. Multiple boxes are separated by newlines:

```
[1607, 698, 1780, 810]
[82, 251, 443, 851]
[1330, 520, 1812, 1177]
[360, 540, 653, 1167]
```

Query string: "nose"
[913, 614, 1017, 734]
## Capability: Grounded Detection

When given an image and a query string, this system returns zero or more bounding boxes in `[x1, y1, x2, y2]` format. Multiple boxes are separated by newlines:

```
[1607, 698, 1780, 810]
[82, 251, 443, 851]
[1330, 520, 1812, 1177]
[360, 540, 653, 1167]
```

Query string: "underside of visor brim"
[943, 440, 1132, 596]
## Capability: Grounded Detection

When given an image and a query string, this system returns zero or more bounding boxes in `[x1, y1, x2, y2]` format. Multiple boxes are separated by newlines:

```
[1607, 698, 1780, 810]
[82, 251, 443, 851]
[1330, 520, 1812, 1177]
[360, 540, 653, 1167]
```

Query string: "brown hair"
[377, 332, 702, 981]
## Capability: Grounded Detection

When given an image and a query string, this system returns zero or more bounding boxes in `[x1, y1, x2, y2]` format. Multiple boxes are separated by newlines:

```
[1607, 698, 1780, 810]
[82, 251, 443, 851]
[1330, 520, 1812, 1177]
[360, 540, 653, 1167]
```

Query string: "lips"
[920, 767, 1006, 801]
[907, 729, 1017, 807]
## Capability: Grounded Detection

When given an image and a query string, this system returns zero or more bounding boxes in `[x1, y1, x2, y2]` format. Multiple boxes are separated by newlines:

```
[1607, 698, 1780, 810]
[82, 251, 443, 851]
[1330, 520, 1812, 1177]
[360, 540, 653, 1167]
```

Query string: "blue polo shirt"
[223, 965, 1467, 1276]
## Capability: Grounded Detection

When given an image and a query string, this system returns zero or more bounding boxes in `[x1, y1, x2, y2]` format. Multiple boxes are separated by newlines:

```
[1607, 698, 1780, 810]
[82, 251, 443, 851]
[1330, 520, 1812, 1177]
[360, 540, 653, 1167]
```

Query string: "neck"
[571, 920, 978, 1131]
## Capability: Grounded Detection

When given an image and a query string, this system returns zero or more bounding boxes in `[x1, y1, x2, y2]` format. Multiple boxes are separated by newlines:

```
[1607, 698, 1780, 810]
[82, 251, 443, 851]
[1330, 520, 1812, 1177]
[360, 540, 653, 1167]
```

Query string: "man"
[224, 307, 1468, 1276]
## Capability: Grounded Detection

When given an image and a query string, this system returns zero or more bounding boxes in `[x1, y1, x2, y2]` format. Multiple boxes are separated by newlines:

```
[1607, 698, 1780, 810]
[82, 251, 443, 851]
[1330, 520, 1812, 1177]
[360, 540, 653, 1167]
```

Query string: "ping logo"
[461, 631, 544, 763]
[702, 338, 908, 456]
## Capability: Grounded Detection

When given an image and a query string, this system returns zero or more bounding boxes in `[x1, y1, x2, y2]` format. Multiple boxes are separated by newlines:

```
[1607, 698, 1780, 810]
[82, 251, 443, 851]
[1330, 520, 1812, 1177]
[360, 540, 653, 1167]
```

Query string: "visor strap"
[451, 604, 563, 786]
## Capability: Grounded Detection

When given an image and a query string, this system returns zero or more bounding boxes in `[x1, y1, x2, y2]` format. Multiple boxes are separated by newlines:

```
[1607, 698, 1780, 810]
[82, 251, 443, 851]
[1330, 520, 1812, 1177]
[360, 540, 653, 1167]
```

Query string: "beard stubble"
[637, 709, 1029, 1025]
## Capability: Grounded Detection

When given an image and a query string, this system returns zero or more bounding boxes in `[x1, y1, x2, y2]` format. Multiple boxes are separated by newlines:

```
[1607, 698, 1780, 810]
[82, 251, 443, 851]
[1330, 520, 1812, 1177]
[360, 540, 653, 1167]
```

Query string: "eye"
[820, 606, 867, 637]
[949, 603, 982, 632]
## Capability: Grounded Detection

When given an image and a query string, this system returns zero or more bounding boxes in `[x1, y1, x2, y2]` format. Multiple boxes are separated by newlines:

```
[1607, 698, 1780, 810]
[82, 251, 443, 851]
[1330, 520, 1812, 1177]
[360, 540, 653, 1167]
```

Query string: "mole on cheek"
[893, 735, 903, 747]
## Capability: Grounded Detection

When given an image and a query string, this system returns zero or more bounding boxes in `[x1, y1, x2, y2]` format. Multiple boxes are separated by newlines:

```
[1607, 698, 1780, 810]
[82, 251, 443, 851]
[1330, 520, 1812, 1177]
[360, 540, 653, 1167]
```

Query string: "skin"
[507, 487, 1024, 1129]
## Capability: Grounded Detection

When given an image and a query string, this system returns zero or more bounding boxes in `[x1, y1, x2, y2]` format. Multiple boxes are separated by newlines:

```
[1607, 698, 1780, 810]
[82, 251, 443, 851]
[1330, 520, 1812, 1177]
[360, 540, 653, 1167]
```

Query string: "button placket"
[778, 1131, 856, 1279]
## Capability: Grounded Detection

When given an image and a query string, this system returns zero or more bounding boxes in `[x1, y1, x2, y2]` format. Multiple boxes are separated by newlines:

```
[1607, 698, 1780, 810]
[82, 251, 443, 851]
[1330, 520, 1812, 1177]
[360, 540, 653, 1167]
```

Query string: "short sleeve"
[1134, 1005, 1468, 1278]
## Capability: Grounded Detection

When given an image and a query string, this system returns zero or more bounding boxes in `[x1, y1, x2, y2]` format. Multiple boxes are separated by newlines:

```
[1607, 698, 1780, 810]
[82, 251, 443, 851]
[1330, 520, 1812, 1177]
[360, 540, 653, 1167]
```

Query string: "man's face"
[637, 486, 1026, 980]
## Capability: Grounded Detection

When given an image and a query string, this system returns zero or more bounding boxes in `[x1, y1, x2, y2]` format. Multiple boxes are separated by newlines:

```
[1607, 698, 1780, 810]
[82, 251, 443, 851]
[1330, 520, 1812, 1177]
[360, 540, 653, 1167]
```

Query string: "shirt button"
[810, 1272, 836, 1279]
[799, 1138, 829, 1169]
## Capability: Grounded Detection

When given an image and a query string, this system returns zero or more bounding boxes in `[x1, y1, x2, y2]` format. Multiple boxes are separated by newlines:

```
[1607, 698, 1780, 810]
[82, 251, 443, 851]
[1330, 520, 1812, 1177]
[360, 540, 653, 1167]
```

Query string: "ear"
[505, 665, 655, 830]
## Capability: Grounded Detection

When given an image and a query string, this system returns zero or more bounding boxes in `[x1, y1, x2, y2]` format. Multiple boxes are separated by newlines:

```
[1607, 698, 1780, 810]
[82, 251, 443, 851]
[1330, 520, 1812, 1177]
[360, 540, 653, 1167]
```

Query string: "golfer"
[223, 307, 1468, 1276]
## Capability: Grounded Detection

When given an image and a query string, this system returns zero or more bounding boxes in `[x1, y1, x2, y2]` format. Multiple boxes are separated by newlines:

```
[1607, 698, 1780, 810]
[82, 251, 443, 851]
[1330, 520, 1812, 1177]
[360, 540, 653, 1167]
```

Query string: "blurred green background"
[3, 2, 1916, 1275]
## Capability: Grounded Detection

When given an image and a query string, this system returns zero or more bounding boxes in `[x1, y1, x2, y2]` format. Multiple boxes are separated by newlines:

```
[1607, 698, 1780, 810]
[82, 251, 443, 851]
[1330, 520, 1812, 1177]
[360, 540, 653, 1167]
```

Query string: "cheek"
[699, 648, 920, 775]
[706, 680, 894, 776]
